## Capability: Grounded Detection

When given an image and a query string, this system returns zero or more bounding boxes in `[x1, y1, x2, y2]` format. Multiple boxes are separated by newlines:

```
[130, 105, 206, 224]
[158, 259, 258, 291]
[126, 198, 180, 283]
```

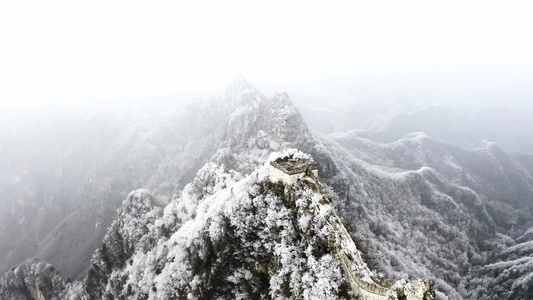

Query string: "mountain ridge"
[1, 77, 533, 298]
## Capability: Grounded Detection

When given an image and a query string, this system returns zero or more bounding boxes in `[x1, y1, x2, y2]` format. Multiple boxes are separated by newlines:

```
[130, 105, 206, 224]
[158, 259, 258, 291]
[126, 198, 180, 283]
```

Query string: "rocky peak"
[82, 189, 164, 299]
[223, 74, 258, 101]
[0, 259, 69, 300]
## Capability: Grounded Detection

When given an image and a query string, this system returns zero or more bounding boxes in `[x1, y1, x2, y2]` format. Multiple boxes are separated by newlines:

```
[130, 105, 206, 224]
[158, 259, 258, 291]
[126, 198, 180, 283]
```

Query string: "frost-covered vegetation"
[2, 77, 533, 299]
[83, 159, 356, 299]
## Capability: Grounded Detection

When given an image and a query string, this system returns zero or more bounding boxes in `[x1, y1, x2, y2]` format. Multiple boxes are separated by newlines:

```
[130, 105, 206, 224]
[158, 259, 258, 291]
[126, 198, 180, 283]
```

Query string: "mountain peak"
[224, 75, 257, 96]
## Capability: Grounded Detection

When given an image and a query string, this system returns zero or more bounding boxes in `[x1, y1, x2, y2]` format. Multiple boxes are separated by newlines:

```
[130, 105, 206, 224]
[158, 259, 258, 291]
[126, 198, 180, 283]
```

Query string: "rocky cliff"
[0, 259, 78, 300]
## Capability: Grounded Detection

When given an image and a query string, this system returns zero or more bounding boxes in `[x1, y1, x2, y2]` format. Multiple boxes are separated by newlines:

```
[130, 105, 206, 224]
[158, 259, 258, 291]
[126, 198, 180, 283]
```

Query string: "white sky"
[1, 0, 532, 106]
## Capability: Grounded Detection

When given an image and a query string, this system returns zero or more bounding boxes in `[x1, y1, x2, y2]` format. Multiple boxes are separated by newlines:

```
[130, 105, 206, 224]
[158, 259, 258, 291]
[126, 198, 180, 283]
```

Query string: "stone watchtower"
[269, 156, 318, 186]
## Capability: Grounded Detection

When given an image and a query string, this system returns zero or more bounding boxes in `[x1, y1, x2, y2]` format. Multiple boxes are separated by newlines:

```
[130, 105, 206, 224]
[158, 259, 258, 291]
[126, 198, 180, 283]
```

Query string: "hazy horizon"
[1, 1, 532, 112]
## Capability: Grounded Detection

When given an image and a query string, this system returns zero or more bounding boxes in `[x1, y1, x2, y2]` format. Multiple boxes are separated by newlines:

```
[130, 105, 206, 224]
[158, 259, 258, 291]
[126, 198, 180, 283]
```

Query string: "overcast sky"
[1, 1, 532, 108]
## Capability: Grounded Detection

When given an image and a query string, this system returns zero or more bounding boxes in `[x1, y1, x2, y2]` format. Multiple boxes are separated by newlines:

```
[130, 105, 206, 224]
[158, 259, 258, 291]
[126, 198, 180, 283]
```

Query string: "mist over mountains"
[298, 98, 533, 154]
[1, 77, 533, 299]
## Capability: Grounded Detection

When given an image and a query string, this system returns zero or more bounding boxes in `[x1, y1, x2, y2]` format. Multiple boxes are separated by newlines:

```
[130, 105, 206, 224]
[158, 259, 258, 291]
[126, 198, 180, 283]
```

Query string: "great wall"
[269, 155, 435, 300]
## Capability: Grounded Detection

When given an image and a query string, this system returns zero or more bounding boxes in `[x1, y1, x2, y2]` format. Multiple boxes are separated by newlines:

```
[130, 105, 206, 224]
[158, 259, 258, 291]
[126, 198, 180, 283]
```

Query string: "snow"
[268, 148, 315, 163]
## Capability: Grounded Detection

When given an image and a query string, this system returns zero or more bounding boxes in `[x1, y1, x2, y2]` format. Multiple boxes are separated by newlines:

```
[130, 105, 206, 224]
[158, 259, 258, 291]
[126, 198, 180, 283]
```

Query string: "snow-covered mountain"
[2, 150, 435, 300]
[0, 76, 313, 281]
[80, 151, 433, 299]
[1, 77, 532, 299]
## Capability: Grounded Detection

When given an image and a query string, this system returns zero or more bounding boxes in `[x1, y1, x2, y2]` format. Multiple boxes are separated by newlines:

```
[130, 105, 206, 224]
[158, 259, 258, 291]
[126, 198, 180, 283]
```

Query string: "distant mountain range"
[298, 99, 533, 154]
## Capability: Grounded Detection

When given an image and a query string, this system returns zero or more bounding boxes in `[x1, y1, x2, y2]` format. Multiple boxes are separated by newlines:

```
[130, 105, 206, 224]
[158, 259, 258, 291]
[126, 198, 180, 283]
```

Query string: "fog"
[1, 2, 533, 298]
[1, 1, 532, 106]
[2, 2, 532, 141]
